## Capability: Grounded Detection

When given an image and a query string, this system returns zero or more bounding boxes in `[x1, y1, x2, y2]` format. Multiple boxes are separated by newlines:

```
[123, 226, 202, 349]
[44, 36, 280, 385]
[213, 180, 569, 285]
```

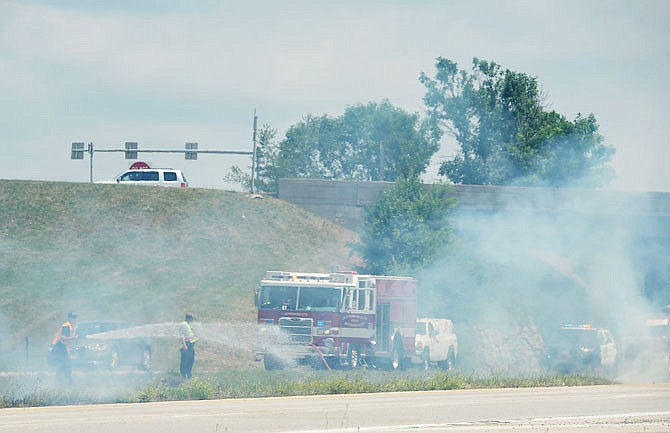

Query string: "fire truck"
[254, 270, 417, 370]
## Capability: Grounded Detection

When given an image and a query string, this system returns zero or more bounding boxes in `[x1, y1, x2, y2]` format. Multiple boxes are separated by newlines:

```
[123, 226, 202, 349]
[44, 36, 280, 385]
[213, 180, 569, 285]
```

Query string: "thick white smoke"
[417, 186, 667, 380]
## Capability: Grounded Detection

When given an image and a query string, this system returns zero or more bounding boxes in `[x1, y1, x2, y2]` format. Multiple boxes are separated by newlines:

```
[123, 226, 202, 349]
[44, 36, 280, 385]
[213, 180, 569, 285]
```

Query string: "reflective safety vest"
[179, 321, 197, 344]
[52, 321, 76, 349]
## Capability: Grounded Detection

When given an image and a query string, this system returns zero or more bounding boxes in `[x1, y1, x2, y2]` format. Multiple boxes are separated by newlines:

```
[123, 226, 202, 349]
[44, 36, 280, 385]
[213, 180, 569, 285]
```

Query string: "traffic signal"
[71, 142, 85, 160]
[125, 142, 138, 159]
[185, 142, 198, 160]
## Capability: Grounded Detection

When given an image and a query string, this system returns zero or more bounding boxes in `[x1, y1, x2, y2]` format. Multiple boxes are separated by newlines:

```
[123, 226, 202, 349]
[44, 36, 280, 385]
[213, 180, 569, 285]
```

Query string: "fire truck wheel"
[263, 354, 284, 371]
[347, 345, 361, 369]
[392, 340, 404, 370]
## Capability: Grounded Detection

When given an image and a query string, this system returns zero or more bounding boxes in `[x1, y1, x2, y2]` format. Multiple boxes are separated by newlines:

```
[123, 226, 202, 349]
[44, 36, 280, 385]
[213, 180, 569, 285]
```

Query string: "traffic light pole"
[72, 113, 259, 190]
[88, 143, 94, 184]
[72, 143, 255, 187]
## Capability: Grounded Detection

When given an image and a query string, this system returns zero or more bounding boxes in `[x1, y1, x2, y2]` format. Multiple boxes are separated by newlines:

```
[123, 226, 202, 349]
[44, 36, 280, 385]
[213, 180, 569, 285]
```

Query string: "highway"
[1, 384, 669, 433]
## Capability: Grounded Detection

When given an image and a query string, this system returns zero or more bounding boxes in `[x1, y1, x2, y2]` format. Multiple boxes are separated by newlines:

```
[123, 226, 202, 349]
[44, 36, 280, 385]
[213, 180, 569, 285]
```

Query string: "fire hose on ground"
[306, 342, 333, 371]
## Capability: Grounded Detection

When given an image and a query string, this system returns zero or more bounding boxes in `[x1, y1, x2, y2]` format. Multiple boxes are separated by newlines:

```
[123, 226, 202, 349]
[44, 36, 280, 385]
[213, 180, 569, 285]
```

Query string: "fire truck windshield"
[259, 285, 342, 312]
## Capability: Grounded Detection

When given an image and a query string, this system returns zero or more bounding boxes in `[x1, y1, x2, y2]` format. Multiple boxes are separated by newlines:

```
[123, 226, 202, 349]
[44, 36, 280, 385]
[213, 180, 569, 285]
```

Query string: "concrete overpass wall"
[278, 178, 670, 237]
[278, 178, 670, 307]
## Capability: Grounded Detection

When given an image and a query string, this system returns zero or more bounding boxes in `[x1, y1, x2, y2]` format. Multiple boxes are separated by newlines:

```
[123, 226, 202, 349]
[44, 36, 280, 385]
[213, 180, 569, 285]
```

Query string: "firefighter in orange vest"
[49, 312, 78, 382]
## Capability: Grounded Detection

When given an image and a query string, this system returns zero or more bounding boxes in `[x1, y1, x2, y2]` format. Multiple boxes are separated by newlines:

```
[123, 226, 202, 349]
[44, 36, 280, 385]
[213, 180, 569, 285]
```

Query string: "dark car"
[543, 324, 617, 376]
[70, 321, 152, 371]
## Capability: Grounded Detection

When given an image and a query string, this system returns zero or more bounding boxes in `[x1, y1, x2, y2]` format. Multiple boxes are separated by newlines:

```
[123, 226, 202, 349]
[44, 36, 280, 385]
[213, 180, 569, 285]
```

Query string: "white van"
[107, 168, 189, 188]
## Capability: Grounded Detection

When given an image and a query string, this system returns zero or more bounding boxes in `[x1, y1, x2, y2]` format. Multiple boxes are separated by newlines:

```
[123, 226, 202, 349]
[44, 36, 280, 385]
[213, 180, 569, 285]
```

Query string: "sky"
[1, 0, 669, 192]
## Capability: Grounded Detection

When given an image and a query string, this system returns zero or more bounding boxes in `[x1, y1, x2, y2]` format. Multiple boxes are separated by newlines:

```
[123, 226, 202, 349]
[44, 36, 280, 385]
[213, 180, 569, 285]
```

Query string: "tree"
[357, 177, 454, 275]
[241, 101, 440, 193]
[223, 124, 279, 193]
[419, 58, 615, 187]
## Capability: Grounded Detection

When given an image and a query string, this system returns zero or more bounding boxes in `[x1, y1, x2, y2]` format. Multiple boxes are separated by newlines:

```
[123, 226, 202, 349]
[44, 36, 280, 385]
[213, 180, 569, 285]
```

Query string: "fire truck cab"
[254, 271, 417, 370]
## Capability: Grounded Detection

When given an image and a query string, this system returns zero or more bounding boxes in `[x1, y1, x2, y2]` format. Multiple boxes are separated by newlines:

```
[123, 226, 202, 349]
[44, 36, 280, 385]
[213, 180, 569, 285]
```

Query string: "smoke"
[417, 186, 668, 380]
[0, 320, 264, 403]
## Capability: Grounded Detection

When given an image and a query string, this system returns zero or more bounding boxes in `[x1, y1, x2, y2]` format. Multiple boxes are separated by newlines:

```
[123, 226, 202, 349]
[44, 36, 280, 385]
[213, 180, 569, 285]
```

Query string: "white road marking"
[277, 411, 670, 433]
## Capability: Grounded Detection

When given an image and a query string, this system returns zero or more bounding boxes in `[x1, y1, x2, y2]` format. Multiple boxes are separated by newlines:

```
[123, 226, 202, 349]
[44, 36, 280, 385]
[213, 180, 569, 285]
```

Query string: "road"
[1, 384, 669, 433]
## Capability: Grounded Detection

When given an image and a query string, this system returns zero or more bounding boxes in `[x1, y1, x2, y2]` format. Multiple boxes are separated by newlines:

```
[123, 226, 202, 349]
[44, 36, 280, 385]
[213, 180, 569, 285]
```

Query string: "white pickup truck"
[414, 318, 458, 370]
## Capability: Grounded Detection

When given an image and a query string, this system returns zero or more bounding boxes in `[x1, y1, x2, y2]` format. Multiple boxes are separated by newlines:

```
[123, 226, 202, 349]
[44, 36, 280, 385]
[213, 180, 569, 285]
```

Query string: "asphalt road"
[1, 384, 669, 433]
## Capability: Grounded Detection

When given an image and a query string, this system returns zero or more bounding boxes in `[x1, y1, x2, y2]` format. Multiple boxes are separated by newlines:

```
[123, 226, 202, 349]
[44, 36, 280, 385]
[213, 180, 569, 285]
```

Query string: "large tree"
[243, 101, 440, 193]
[420, 58, 615, 187]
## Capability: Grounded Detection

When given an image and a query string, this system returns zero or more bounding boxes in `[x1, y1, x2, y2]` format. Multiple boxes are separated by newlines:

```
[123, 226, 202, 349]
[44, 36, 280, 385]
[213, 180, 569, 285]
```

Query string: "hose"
[306, 343, 333, 371]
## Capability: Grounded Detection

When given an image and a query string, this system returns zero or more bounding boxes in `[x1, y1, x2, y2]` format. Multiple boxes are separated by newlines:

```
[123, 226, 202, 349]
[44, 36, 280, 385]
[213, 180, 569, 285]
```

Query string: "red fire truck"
[254, 270, 417, 370]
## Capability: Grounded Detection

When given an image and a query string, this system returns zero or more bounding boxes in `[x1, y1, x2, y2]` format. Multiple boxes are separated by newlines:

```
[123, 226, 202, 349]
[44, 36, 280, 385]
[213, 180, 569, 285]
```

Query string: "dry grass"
[0, 180, 361, 371]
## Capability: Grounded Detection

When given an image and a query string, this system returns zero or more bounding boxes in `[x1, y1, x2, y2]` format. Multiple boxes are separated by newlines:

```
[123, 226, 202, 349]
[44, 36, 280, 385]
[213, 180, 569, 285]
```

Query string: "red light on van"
[129, 161, 151, 170]
[181, 182, 186, 188]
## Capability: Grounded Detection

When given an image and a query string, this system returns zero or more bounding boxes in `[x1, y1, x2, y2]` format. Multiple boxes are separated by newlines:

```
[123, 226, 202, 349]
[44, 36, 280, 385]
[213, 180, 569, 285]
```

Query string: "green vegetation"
[230, 101, 441, 194]
[357, 177, 455, 274]
[420, 57, 615, 187]
[0, 180, 359, 371]
[228, 58, 615, 193]
[0, 370, 613, 408]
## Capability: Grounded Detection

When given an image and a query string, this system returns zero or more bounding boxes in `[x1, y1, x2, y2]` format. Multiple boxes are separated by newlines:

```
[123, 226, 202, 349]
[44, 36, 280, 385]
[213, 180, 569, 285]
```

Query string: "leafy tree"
[419, 58, 615, 187]
[245, 101, 440, 193]
[357, 177, 454, 275]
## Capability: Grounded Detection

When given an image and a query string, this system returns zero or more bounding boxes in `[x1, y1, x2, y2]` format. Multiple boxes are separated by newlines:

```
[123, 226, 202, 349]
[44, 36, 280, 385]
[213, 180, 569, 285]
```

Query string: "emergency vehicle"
[254, 271, 417, 370]
[625, 315, 670, 376]
[543, 324, 617, 376]
[645, 315, 670, 376]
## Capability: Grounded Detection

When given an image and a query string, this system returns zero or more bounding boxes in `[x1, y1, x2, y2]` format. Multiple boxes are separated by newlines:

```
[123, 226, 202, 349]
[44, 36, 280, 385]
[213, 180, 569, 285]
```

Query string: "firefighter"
[49, 312, 78, 383]
[178, 312, 197, 378]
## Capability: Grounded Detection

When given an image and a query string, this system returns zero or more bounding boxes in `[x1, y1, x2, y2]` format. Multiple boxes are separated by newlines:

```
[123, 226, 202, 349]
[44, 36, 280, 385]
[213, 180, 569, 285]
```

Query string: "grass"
[0, 180, 360, 371]
[0, 180, 624, 409]
[0, 369, 614, 408]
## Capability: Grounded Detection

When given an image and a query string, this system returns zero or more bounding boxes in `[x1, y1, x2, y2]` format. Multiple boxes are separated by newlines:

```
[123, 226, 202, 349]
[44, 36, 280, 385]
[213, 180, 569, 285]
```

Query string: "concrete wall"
[278, 178, 670, 237]
[278, 178, 670, 305]
[277, 179, 394, 230]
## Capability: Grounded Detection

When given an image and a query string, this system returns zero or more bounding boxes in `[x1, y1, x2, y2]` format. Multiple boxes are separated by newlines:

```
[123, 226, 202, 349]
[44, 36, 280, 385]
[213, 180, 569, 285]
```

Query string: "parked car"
[543, 324, 617, 376]
[100, 168, 189, 188]
[70, 321, 152, 371]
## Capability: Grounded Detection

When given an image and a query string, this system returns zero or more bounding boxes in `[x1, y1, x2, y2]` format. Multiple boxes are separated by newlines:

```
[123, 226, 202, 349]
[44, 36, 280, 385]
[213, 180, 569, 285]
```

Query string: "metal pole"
[88, 142, 94, 183]
[251, 110, 258, 193]
[379, 142, 384, 181]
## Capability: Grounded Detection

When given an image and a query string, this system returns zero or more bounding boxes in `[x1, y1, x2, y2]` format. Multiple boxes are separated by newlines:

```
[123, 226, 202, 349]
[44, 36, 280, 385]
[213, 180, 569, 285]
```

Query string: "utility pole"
[88, 143, 94, 183]
[379, 142, 385, 181]
[251, 110, 258, 193]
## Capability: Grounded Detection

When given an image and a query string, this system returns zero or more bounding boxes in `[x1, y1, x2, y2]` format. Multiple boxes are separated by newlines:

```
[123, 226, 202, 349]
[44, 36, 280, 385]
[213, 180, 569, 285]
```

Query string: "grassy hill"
[3, 180, 655, 380]
[0, 180, 360, 370]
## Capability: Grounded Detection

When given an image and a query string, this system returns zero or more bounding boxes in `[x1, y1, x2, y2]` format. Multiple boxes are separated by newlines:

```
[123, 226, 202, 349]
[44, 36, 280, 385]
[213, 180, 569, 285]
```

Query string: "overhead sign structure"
[71, 111, 260, 191]
[71, 141, 255, 188]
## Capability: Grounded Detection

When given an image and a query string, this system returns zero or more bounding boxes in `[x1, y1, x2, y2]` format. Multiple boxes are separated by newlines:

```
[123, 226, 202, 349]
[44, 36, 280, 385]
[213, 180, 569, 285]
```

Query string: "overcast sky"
[1, 0, 668, 191]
